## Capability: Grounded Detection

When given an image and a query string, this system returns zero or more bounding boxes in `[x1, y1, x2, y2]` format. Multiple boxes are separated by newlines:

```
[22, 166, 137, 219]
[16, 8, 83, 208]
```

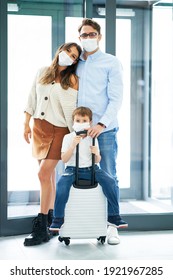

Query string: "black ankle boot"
[47, 209, 54, 227]
[24, 213, 50, 246]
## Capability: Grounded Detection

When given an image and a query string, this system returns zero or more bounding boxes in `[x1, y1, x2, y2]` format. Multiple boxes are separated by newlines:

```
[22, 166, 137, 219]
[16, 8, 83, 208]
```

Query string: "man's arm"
[99, 58, 123, 127]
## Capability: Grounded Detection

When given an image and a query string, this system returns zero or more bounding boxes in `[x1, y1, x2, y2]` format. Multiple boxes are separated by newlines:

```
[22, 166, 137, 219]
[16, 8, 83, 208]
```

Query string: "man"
[76, 18, 128, 245]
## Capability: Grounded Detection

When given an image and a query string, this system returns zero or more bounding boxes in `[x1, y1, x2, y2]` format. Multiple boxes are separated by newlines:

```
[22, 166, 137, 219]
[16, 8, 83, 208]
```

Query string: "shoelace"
[32, 216, 41, 231]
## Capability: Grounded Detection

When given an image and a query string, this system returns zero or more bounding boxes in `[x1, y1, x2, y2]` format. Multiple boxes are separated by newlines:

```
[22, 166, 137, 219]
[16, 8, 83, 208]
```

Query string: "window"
[8, 14, 52, 217]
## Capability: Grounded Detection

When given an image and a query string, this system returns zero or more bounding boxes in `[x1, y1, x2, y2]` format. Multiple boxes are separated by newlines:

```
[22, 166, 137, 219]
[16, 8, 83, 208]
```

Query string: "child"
[50, 107, 128, 235]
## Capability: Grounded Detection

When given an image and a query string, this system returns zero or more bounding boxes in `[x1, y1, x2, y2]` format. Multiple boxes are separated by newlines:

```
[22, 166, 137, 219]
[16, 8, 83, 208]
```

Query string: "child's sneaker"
[107, 226, 120, 245]
[108, 215, 128, 228]
[49, 217, 64, 232]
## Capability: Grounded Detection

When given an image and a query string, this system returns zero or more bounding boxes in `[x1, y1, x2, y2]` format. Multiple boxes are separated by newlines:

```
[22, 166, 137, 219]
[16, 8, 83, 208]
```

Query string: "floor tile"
[0, 230, 173, 260]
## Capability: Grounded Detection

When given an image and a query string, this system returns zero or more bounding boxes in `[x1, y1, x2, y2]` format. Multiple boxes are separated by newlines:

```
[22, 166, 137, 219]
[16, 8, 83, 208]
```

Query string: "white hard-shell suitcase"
[58, 131, 107, 246]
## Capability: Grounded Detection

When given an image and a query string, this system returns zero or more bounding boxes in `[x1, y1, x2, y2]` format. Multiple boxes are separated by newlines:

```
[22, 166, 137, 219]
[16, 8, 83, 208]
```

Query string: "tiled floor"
[0, 230, 173, 260]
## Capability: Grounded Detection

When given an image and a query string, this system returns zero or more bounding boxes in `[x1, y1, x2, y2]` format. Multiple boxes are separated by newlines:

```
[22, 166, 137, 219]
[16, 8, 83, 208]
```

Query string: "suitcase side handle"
[75, 130, 96, 188]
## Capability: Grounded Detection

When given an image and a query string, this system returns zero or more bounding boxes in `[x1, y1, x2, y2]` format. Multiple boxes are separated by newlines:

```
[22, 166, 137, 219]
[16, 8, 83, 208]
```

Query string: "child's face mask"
[72, 122, 90, 132]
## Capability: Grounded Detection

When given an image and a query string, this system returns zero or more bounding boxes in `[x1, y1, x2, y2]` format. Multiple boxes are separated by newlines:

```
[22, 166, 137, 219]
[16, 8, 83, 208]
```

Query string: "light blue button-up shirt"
[76, 49, 123, 132]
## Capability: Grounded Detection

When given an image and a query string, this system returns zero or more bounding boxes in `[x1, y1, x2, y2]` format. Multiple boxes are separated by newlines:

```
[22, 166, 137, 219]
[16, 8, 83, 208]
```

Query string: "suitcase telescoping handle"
[74, 130, 97, 188]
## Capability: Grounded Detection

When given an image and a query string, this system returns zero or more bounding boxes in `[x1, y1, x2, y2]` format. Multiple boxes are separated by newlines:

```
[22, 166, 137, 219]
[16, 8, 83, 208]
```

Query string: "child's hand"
[71, 135, 81, 148]
[90, 145, 99, 156]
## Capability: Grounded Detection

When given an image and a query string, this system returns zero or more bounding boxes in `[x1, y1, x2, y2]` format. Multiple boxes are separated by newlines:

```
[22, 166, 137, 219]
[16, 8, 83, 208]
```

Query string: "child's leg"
[95, 167, 128, 228]
[53, 167, 75, 218]
[95, 167, 119, 215]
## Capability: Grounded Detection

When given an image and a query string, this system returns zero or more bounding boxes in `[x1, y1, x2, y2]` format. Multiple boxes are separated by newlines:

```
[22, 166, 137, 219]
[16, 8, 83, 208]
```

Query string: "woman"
[23, 42, 82, 246]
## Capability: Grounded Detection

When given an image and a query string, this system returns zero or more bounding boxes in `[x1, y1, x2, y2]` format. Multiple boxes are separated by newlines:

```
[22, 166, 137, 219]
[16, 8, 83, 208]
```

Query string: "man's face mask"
[80, 38, 98, 52]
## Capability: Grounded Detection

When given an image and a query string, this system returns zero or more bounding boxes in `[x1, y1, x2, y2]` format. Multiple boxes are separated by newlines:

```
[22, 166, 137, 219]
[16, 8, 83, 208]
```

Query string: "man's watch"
[97, 122, 106, 128]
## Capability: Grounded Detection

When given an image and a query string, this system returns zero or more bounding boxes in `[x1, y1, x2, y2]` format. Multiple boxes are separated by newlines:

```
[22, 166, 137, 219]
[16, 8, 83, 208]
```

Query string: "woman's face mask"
[72, 122, 90, 132]
[58, 51, 74, 66]
[80, 38, 98, 52]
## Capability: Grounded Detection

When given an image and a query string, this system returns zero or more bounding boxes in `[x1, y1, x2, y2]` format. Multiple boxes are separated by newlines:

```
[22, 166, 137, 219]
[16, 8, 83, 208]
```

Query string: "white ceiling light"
[8, 3, 19, 12]
[97, 7, 135, 17]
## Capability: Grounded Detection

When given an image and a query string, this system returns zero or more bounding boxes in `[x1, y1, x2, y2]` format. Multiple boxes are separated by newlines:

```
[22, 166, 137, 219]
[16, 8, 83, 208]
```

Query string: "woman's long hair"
[39, 42, 82, 89]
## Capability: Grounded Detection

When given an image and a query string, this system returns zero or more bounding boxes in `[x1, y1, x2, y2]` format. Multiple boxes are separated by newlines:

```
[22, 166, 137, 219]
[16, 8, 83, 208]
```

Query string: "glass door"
[1, 1, 173, 236]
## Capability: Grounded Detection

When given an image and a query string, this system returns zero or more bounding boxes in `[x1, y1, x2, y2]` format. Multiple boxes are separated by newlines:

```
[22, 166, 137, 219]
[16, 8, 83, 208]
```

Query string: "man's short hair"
[78, 18, 101, 35]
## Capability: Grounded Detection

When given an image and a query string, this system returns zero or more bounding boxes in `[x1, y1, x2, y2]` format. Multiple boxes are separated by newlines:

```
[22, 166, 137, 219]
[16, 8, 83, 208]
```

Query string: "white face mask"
[72, 122, 90, 132]
[81, 38, 98, 52]
[58, 51, 74, 66]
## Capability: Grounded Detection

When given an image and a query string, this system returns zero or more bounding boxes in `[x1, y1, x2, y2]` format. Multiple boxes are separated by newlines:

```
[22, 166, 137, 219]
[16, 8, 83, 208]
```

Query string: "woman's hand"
[24, 123, 31, 144]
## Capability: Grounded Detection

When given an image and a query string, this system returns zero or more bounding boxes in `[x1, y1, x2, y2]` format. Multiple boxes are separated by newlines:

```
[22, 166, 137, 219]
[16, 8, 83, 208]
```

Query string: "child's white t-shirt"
[61, 131, 100, 168]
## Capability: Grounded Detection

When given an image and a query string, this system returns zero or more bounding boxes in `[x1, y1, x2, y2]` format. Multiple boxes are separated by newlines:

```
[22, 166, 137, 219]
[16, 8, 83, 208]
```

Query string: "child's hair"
[72, 106, 92, 121]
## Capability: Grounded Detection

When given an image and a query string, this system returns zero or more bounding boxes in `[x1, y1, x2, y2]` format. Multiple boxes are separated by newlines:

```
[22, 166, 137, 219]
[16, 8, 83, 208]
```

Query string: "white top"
[61, 131, 100, 168]
[24, 67, 78, 132]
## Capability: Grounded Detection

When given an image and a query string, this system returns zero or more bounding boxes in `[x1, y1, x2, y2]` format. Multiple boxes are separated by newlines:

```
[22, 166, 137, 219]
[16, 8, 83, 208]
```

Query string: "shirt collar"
[79, 49, 102, 61]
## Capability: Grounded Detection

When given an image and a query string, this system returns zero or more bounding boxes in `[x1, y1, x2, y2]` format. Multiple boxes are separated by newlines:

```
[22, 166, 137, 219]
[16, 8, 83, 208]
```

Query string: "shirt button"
[41, 112, 44, 116]
[44, 96, 48, 100]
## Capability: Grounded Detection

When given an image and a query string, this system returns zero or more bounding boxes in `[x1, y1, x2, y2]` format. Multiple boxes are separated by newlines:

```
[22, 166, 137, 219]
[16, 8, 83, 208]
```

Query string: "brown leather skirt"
[32, 119, 69, 160]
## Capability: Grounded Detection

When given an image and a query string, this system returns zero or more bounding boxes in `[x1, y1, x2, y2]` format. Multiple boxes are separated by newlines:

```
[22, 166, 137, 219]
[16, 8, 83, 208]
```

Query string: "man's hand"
[87, 124, 104, 138]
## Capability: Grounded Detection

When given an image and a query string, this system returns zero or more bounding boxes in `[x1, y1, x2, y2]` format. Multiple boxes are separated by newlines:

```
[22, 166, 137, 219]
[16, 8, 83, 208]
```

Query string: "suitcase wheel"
[58, 236, 70, 246]
[97, 236, 106, 244]
[64, 238, 70, 246]
[58, 236, 63, 242]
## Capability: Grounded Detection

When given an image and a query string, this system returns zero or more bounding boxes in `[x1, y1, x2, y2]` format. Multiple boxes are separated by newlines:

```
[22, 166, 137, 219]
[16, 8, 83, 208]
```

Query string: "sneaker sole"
[49, 227, 60, 232]
[107, 239, 120, 245]
[107, 222, 128, 228]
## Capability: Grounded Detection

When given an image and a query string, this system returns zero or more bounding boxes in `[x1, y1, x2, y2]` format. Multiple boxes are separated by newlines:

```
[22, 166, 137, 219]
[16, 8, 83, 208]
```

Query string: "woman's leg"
[50, 167, 56, 209]
[24, 159, 59, 246]
[38, 159, 59, 214]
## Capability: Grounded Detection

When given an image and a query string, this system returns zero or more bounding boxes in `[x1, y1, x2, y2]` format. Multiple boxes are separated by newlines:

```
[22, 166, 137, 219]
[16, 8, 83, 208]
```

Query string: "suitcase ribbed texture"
[59, 184, 107, 239]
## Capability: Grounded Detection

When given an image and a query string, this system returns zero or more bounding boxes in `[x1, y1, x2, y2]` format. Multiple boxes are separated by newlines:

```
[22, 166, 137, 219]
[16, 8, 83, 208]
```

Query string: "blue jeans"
[97, 128, 119, 216]
[54, 165, 119, 218]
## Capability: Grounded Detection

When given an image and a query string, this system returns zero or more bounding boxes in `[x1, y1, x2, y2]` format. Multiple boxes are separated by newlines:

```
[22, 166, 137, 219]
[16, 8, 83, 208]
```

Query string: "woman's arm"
[23, 112, 32, 144]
